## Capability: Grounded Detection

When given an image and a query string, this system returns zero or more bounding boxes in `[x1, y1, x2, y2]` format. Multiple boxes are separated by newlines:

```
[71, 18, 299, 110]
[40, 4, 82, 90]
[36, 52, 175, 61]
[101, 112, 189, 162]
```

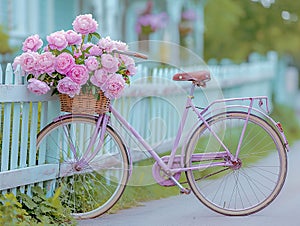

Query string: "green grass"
[109, 156, 182, 213]
[270, 103, 300, 144]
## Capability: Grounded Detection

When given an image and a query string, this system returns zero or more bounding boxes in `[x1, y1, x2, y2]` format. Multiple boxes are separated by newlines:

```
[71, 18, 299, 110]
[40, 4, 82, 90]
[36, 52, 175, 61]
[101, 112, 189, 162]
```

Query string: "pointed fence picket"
[0, 52, 278, 194]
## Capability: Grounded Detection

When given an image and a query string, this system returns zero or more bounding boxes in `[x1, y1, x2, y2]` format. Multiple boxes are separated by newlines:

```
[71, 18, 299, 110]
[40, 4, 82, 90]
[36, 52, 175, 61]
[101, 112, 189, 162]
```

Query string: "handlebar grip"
[113, 50, 148, 59]
[132, 52, 148, 59]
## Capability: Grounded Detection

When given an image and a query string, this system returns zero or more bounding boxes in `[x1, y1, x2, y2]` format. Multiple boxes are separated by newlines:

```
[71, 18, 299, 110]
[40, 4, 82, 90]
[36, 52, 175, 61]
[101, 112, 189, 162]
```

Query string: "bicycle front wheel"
[185, 112, 287, 216]
[37, 115, 129, 219]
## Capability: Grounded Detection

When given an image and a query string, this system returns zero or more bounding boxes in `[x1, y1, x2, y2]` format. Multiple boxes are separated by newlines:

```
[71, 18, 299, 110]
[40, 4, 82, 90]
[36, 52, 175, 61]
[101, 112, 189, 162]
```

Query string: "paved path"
[78, 141, 300, 226]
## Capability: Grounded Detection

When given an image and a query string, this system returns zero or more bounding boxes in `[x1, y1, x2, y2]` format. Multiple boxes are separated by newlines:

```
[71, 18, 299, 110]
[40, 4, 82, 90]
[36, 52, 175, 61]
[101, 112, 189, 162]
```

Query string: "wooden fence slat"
[5, 63, 13, 85]
[0, 64, 3, 84]
[37, 102, 48, 165]
[0, 164, 59, 190]
[10, 103, 21, 170]
[29, 103, 38, 167]
[14, 65, 24, 85]
[19, 103, 30, 193]
[1, 103, 11, 172]
[19, 103, 30, 168]
[0, 85, 58, 102]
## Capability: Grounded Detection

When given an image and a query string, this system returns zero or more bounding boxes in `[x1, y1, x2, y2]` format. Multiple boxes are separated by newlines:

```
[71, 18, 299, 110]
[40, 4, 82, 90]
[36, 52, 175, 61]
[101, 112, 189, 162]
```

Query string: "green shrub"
[0, 186, 76, 226]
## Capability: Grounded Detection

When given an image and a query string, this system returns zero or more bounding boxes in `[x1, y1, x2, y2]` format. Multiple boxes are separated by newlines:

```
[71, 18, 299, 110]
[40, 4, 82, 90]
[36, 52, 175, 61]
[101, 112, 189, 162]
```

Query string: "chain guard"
[152, 156, 181, 186]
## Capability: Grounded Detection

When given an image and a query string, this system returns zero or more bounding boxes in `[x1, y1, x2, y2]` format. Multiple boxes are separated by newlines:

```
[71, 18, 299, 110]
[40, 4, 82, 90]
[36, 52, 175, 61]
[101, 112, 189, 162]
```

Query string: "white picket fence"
[0, 53, 278, 193]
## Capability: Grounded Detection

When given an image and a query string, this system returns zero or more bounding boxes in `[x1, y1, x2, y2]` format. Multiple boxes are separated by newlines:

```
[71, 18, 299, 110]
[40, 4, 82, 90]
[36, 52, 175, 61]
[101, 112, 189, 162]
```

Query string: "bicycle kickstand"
[169, 176, 191, 194]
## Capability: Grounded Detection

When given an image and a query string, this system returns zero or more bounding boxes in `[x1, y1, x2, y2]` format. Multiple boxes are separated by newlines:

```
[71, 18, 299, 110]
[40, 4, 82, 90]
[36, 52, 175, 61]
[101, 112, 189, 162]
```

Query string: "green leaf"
[40, 205, 53, 214]
[88, 33, 92, 42]
[61, 48, 72, 55]
[18, 194, 38, 210]
[27, 74, 34, 81]
[83, 45, 93, 55]
[92, 32, 101, 39]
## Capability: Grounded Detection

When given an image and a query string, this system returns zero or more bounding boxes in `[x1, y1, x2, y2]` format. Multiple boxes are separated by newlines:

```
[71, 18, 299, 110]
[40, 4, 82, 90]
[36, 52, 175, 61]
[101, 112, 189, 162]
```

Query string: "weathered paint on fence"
[0, 53, 278, 193]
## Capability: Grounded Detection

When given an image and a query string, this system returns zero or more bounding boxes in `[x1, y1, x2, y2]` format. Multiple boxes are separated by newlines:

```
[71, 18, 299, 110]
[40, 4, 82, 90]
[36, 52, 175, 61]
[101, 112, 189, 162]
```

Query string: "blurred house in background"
[0, 0, 299, 107]
[0, 0, 205, 64]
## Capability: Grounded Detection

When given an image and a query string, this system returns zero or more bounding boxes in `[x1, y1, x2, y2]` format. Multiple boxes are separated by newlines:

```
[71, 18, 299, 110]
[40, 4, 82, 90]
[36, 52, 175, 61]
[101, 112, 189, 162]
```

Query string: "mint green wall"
[54, 0, 77, 31]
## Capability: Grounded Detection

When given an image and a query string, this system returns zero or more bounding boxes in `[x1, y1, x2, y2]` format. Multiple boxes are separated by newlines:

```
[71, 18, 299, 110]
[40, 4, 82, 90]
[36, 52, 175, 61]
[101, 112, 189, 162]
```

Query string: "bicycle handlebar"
[113, 49, 148, 60]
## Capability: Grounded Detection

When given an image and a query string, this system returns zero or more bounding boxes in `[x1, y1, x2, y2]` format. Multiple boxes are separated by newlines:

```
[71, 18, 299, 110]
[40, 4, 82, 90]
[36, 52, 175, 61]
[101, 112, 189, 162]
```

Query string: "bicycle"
[36, 50, 289, 219]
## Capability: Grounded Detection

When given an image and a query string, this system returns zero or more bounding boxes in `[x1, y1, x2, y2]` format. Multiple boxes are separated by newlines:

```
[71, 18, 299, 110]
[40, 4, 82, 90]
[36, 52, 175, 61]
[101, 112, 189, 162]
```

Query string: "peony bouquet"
[13, 14, 137, 99]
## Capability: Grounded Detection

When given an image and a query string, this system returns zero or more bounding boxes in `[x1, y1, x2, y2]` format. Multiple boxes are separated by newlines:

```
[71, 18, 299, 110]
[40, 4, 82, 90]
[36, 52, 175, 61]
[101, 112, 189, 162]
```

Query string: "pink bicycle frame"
[109, 83, 289, 181]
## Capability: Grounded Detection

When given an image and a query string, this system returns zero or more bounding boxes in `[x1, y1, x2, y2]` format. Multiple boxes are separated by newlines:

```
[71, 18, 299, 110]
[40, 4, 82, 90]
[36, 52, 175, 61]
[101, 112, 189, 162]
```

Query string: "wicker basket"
[59, 91, 110, 114]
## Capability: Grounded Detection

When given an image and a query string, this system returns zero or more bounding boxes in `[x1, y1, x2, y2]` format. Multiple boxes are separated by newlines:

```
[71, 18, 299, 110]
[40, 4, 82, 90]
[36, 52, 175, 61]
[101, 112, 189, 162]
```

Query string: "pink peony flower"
[47, 30, 68, 51]
[19, 52, 38, 74]
[85, 56, 99, 71]
[36, 52, 56, 75]
[12, 56, 21, 71]
[83, 43, 102, 56]
[102, 73, 125, 99]
[67, 64, 89, 85]
[27, 78, 50, 95]
[120, 55, 135, 66]
[98, 37, 115, 53]
[101, 54, 119, 73]
[22, 34, 43, 52]
[90, 69, 109, 87]
[73, 48, 82, 58]
[113, 40, 128, 51]
[127, 64, 137, 76]
[65, 30, 82, 45]
[57, 77, 81, 97]
[72, 14, 98, 35]
[55, 52, 75, 74]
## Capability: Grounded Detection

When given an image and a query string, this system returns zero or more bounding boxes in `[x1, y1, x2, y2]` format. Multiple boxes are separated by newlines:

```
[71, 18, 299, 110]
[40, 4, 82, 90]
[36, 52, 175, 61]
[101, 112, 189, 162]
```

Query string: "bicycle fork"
[74, 114, 110, 170]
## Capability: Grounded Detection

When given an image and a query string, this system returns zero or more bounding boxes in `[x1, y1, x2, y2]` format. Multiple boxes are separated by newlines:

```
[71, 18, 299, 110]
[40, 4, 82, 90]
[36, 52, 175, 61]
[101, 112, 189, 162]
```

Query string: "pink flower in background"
[181, 9, 197, 21]
[57, 77, 81, 97]
[65, 30, 82, 45]
[85, 56, 99, 71]
[27, 78, 50, 95]
[72, 14, 98, 35]
[36, 52, 56, 75]
[102, 73, 125, 99]
[22, 34, 43, 52]
[90, 69, 109, 87]
[55, 52, 75, 74]
[136, 12, 168, 35]
[101, 54, 119, 73]
[47, 30, 68, 51]
[67, 64, 89, 85]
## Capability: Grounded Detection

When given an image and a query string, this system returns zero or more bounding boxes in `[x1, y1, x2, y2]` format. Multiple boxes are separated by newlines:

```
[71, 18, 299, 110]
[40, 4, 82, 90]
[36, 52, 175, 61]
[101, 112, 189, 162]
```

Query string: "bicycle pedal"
[180, 188, 191, 195]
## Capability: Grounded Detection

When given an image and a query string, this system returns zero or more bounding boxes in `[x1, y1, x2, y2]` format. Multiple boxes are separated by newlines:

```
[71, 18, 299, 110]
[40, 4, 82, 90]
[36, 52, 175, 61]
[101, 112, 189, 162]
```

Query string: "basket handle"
[113, 50, 148, 59]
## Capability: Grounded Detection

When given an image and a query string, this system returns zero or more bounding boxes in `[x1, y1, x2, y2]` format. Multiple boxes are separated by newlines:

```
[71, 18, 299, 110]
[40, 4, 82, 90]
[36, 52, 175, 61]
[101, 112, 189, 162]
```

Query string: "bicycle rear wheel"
[36, 115, 129, 219]
[185, 111, 287, 216]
